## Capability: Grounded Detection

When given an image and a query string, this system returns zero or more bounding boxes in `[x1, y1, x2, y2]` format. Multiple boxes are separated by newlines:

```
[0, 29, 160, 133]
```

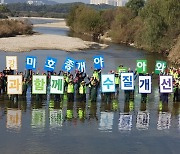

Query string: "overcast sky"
[53, 0, 90, 3]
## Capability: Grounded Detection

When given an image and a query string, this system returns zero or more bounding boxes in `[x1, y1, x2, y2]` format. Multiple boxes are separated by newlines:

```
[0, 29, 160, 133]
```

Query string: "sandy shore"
[0, 34, 108, 52]
[0, 17, 108, 52]
[34, 20, 69, 29]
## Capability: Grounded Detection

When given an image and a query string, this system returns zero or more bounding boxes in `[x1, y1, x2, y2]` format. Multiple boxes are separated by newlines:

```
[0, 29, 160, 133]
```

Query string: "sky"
[53, 0, 89, 3]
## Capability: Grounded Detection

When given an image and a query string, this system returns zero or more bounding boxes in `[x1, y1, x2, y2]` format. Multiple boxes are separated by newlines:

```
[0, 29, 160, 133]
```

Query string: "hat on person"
[81, 81, 86, 84]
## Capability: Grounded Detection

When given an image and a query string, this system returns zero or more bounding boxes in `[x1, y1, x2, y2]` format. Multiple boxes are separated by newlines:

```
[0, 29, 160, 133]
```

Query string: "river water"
[0, 18, 179, 154]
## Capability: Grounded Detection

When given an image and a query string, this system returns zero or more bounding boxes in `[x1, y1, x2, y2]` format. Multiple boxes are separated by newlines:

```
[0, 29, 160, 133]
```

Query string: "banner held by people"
[101, 74, 115, 93]
[62, 57, 76, 72]
[7, 75, 22, 95]
[159, 76, 173, 93]
[139, 76, 152, 94]
[50, 76, 64, 94]
[136, 60, 147, 74]
[121, 73, 134, 90]
[32, 75, 47, 94]
[6, 56, 18, 70]
[93, 55, 104, 69]
[75, 60, 86, 72]
[44, 57, 57, 72]
[155, 61, 167, 74]
[26, 56, 37, 70]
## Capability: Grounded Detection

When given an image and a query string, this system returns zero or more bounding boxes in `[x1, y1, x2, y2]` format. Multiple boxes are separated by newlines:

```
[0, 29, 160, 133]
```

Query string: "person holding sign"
[67, 80, 75, 102]
[90, 80, 99, 103]
[79, 81, 87, 103]
[115, 72, 120, 97]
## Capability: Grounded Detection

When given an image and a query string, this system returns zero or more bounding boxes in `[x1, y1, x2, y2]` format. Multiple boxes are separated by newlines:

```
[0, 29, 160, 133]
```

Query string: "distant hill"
[5, 0, 58, 5]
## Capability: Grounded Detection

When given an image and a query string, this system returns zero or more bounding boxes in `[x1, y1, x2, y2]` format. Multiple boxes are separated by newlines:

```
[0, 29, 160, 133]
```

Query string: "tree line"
[4, 2, 115, 18]
[67, 0, 180, 64]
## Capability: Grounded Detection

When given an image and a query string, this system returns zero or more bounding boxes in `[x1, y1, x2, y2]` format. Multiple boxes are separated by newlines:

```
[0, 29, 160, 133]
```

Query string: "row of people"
[0, 66, 180, 103]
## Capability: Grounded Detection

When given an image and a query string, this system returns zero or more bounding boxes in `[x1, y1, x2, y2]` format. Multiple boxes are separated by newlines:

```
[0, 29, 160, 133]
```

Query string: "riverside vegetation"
[67, 0, 180, 65]
[0, 5, 33, 37]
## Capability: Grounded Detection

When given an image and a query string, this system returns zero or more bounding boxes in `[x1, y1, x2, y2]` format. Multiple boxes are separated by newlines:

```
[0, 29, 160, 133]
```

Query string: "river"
[0, 18, 179, 154]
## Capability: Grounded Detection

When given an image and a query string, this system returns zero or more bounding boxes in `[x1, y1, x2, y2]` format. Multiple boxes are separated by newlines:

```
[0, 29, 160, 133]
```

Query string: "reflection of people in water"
[124, 101, 130, 113]
[173, 82, 179, 102]
[172, 101, 179, 117]
[101, 100, 113, 112]
[76, 101, 86, 122]
[140, 101, 147, 111]
[157, 111, 171, 130]
[31, 100, 43, 109]
[89, 102, 98, 121]
[160, 93, 169, 104]
[124, 90, 130, 103]
[6, 100, 17, 108]
[66, 101, 74, 121]
[159, 100, 169, 112]
[141, 93, 148, 103]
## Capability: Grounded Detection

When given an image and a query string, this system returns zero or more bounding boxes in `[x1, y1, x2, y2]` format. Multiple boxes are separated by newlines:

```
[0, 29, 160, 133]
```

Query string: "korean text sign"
[32, 75, 47, 94]
[26, 56, 37, 70]
[101, 74, 115, 93]
[75, 60, 86, 72]
[50, 76, 64, 94]
[159, 76, 173, 93]
[136, 60, 147, 73]
[7, 75, 22, 94]
[62, 57, 75, 72]
[44, 57, 57, 72]
[155, 61, 167, 74]
[121, 73, 134, 90]
[139, 76, 152, 93]
[6, 56, 18, 70]
[93, 55, 104, 69]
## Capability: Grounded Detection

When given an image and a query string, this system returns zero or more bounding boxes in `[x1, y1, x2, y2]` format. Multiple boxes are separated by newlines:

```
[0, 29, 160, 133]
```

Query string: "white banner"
[6, 56, 18, 70]
[159, 76, 173, 93]
[50, 76, 64, 94]
[101, 74, 115, 93]
[7, 75, 22, 95]
[32, 75, 47, 94]
[139, 76, 152, 94]
[121, 73, 134, 90]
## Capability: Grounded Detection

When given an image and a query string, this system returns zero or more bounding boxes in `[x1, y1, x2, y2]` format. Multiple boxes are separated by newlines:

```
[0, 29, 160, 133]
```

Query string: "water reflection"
[88, 102, 98, 121]
[6, 108, 22, 130]
[49, 109, 63, 129]
[76, 101, 86, 123]
[179, 114, 180, 129]
[31, 108, 46, 130]
[118, 113, 133, 131]
[0, 18, 179, 153]
[0, 88, 179, 133]
[99, 112, 114, 132]
[136, 111, 150, 130]
[157, 112, 171, 130]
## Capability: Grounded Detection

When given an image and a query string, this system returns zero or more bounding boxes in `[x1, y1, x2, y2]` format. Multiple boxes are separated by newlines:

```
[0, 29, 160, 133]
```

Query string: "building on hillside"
[0, 0, 5, 4]
[27, 0, 44, 6]
[90, 0, 129, 6]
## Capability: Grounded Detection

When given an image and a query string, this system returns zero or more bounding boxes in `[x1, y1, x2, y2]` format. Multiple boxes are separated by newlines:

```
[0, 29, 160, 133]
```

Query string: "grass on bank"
[0, 19, 33, 37]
